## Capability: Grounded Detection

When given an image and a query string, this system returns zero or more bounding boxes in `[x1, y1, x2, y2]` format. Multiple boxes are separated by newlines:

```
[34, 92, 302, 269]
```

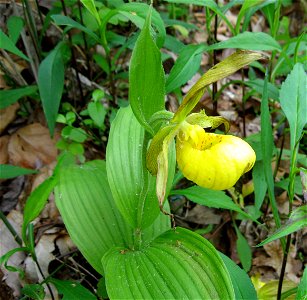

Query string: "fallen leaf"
[0, 210, 25, 297]
[0, 103, 20, 134]
[0, 135, 10, 164]
[253, 239, 302, 283]
[24, 233, 58, 299]
[8, 123, 58, 169]
[0, 176, 24, 212]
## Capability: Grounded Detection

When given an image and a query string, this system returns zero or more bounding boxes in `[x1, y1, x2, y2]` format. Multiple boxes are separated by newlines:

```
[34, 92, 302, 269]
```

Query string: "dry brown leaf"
[185, 205, 222, 225]
[24, 233, 58, 299]
[8, 123, 58, 169]
[0, 210, 24, 297]
[0, 135, 9, 164]
[0, 102, 20, 134]
[253, 239, 302, 283]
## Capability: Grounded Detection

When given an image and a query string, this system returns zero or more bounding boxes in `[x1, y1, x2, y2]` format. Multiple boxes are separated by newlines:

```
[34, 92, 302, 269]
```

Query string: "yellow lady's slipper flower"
[176, 123, 256, 190]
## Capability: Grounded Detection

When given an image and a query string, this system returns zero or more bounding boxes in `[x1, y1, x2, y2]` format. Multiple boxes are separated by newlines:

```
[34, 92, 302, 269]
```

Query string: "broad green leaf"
[172, 50, 263, 123]
[0, 85, 38, 109]
[166, 44, 205, 93]
[80, 0, 101, 26]
[62, 126, 87, 143]
[7, 16, 24, 44]
[296, 267, 307, 300]
[0, 164, 38, 179]
[275, 176, 303, 195]
[103, 227, 235, 299]
[0, 30, 29, 61]
[55, 160, 133, 274]
[55, 159, 170, 274]
[118, 3, 166, 48]
[21, 284, 45, 300]
[280, 63, 306, 155]
[164, 34, 184, 54]
[22, 176, 57, 241]
[171, 186, 259, 222]
[220, 252, 257, 300]
[245, 79, 280, 102]
[164, 0, 235, 35]
[38, 42, 67, 136]
[106, 106, 160, 229]
[88, 101, 106, 128]
[257, 205, 307, 246]
[261, 72, 281, 228]
[235, 226, 252, 272]
[51, 15, 99, 42]
[48, 278, 96, 300]
[207, 32, 281, 52]
[252, 161, 268, 210]
[129, 8, 165, 134]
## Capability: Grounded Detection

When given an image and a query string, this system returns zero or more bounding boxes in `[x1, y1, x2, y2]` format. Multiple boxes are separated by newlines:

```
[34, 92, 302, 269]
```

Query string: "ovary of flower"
[176, 123, 256, 190]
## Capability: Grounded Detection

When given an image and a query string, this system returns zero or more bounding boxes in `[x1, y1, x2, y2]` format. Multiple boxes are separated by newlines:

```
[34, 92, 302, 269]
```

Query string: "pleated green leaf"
[54, 160, 134, 275]
[55, 158, 171, 275]
[106, 106, 165, 230]
[129, 7, 165, 135]
[103, 227, 234, 299]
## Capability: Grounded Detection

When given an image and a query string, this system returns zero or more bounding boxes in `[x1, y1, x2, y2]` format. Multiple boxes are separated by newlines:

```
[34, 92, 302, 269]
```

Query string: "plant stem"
[277, 234, 291, 300]
[134, 228, 142, 250]
[241, 69, 246, 137]
[60, 0, 85, 105]
[277, 133, 301, 297]
[212, 2, 218, 115]
[0, 211, 23, 246]
[77, 0, 92, 79]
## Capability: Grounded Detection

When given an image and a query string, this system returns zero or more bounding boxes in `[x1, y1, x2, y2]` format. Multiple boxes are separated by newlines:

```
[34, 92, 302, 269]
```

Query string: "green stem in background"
[60, 0, 85, 105]
[133, 228, 142, 250]
[277, 138, 301, 299]
[241, 69, 246, 137]
[77, 0, 92, 79]
[269, 0, 281, 82]
[211, 0, 218, 115]
[0, 211, 22, 246]
[27, 224, 55, 300]
[98, 10, 118, 105]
